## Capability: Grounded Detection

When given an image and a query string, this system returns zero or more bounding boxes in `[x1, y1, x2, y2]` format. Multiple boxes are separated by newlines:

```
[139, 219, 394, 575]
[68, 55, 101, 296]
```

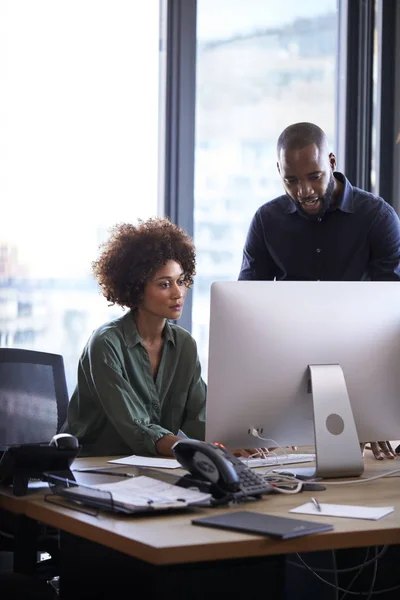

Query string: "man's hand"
[361, 441, 398, 460]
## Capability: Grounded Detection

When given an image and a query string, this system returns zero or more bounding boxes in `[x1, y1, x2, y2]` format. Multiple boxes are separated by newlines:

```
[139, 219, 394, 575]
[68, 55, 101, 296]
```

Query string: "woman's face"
[139, 260, 187, 320]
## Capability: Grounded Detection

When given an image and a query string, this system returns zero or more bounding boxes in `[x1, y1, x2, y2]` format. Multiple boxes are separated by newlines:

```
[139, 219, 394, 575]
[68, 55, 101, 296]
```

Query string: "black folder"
[192, 510, 333, 539]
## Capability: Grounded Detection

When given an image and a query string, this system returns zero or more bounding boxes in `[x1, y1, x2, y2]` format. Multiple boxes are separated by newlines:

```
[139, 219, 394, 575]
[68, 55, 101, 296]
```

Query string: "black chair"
[0, 348, 68, 451]
[0, 348, 69, 578]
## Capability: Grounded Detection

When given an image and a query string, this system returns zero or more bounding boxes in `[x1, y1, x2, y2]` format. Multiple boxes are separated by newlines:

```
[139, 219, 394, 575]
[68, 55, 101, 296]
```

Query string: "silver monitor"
[205, 281, 400, 478]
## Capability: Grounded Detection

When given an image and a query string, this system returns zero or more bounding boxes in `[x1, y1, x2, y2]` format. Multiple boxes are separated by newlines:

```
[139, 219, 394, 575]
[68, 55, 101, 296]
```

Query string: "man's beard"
[292, 174, 335, 220]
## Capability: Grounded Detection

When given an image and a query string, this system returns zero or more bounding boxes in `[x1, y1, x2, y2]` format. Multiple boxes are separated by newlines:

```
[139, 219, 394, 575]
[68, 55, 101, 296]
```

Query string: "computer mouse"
[49, 433, 79, 450]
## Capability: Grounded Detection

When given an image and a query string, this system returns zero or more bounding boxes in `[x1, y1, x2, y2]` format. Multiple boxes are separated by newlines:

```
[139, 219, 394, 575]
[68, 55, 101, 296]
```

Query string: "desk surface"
[1, 453, 400, 565]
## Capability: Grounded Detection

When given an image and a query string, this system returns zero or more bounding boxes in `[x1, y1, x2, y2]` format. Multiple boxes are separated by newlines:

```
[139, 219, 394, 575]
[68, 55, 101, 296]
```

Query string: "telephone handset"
[172, 439, 271, 501]
[0, 434, 80, 496]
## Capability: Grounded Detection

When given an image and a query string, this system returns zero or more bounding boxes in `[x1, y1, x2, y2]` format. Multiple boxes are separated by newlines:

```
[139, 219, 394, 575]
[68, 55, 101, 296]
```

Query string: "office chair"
[0, 348, 68, 450]
[0, 348, 69, 578]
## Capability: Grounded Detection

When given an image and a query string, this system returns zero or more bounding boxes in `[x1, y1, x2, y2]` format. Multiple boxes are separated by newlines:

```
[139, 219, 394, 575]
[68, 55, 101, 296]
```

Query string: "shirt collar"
[280, 171, 355, 215]
[329, 172, 355, 213]
[121, 311, 175, 348]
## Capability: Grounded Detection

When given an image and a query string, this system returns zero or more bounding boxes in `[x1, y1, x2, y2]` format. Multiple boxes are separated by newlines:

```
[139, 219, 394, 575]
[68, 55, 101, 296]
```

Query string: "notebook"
[192, 510, 334, 539]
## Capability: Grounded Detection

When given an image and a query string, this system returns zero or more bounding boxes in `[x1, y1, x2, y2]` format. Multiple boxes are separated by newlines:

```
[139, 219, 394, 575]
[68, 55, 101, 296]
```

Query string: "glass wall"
[193, 0, 339, 376]
[0, 0, 163, 392]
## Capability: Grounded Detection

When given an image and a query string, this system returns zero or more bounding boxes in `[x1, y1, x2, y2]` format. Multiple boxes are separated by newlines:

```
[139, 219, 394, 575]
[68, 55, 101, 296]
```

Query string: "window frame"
[161, 0, 197, 332]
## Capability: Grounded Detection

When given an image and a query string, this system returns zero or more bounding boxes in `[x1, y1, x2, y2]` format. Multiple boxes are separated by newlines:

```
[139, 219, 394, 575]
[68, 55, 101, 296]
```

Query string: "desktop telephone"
[0, 434, 80, 496]
[172, 439, 271, 502]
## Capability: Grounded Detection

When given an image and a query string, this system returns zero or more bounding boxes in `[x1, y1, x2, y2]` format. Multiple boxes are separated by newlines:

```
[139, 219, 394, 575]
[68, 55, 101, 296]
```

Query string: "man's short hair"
[277, 122, 327, 156]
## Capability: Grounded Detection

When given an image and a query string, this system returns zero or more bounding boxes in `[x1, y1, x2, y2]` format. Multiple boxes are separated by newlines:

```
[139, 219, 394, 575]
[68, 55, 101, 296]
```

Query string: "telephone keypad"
[238, 468, 271, 495]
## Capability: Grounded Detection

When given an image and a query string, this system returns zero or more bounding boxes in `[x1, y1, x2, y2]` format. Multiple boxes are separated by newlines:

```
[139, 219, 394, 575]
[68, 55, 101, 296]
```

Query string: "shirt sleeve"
[86, 336, 174, 456]
[367, 202, 400, 281]
[180, 353, 206, 441]
[238, 209, 277, 280]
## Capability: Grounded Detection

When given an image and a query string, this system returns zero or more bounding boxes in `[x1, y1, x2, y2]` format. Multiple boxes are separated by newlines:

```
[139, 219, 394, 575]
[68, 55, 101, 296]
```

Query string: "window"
[193, 0, 338, 376]
[0, 1, 163, 392]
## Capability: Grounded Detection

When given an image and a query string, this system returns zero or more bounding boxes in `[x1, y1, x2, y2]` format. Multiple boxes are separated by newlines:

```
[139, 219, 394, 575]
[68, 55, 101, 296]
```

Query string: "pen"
[74, 470, 134, 478]
[311, 497, 321, 512]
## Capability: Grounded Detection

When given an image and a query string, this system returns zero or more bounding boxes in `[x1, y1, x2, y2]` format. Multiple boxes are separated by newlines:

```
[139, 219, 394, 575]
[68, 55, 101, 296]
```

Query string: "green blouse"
[67, 311, 206, 456]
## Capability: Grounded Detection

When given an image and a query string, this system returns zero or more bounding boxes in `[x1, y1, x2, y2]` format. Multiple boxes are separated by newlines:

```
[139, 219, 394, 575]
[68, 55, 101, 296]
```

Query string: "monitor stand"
[308, 364, 364, 478]
[279, 364, 364, 479]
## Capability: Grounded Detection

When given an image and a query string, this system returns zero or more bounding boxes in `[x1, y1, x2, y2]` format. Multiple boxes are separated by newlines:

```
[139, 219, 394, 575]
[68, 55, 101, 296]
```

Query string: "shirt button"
[316, 248, 322, 253]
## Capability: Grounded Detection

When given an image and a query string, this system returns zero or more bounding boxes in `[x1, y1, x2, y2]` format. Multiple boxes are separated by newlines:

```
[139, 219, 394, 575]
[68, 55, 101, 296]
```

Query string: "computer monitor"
[205, 281, 400, 478]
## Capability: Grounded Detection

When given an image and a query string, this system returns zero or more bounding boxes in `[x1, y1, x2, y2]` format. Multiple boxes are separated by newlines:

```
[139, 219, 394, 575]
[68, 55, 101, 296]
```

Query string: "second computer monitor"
[205, 281, 400, 455]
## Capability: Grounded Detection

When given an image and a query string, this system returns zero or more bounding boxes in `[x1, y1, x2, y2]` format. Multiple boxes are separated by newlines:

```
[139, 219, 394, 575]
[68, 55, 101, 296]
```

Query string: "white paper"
[290, 502, 394, 521]
[108, 455, 182, 469]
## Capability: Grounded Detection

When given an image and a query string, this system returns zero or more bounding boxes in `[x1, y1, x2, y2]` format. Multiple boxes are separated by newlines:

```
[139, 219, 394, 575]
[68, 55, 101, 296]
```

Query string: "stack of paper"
[290, 502, 394, 520]
[108, 455, 182, 469]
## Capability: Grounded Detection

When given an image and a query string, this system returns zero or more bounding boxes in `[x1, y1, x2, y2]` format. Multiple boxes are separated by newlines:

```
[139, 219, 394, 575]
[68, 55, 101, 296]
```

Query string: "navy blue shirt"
[239, 172, 400, 281]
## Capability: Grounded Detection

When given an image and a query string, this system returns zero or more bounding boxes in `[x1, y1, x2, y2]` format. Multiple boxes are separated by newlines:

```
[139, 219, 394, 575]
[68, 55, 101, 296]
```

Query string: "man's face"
[277, 143, 336, 219]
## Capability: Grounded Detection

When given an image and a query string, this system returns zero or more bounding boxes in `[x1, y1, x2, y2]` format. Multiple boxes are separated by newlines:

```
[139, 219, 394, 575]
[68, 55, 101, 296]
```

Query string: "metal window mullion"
[374, 0, 397, 205]
[357, 0, 374, 190]
[161, 0, 197, 332]
[395, 5, 400, 213]
[337, 0, 375, 191]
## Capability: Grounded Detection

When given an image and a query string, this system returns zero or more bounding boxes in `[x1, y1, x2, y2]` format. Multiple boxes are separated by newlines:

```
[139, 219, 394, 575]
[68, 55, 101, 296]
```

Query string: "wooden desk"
[1, 455, 400, 564]
[1, 454, 400, 599]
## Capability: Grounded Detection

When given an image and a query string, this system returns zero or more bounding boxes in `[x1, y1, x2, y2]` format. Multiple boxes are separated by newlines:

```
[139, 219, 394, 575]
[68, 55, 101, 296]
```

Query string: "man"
[239, 122, 400, 459]
[239, 121, 400, 282]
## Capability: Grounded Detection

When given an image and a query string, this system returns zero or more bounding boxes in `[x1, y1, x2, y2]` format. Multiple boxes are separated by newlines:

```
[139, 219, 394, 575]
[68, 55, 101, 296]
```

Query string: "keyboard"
[239, 453, 315, 468]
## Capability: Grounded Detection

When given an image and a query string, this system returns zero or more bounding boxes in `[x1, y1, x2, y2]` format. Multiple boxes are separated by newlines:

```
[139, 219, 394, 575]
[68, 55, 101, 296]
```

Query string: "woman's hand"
[231, 446, 297, 458]
[231, 447, 270, 458]
[155, 434, 181, 456]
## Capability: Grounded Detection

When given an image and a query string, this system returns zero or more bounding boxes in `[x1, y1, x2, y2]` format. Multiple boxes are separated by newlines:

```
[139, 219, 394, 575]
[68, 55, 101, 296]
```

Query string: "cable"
[249, 429, 289, 459]
[295, 551, 351, 593]
[332, 550, 339, 600]
[248, 429, 301, 477]
[242, 430, 304, 493]
[322, 469, 400, 486]
[294, 548, 400, 596]
[340, 548, 371, 600]
[262, 472, 304, 494]
[369, 583, 400, 594]
[268, 480, 303, 494]
[365, 547, 379, 600]
[249, 429, 400, 487]
[288, 546, 387, 574]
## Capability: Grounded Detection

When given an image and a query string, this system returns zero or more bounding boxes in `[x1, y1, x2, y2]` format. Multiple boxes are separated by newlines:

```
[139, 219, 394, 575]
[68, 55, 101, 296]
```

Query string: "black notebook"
[192, 510, 333, 540]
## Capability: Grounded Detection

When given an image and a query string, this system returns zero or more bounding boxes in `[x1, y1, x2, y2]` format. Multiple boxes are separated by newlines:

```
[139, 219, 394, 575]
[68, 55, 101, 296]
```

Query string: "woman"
[67, 217, 205, 457]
